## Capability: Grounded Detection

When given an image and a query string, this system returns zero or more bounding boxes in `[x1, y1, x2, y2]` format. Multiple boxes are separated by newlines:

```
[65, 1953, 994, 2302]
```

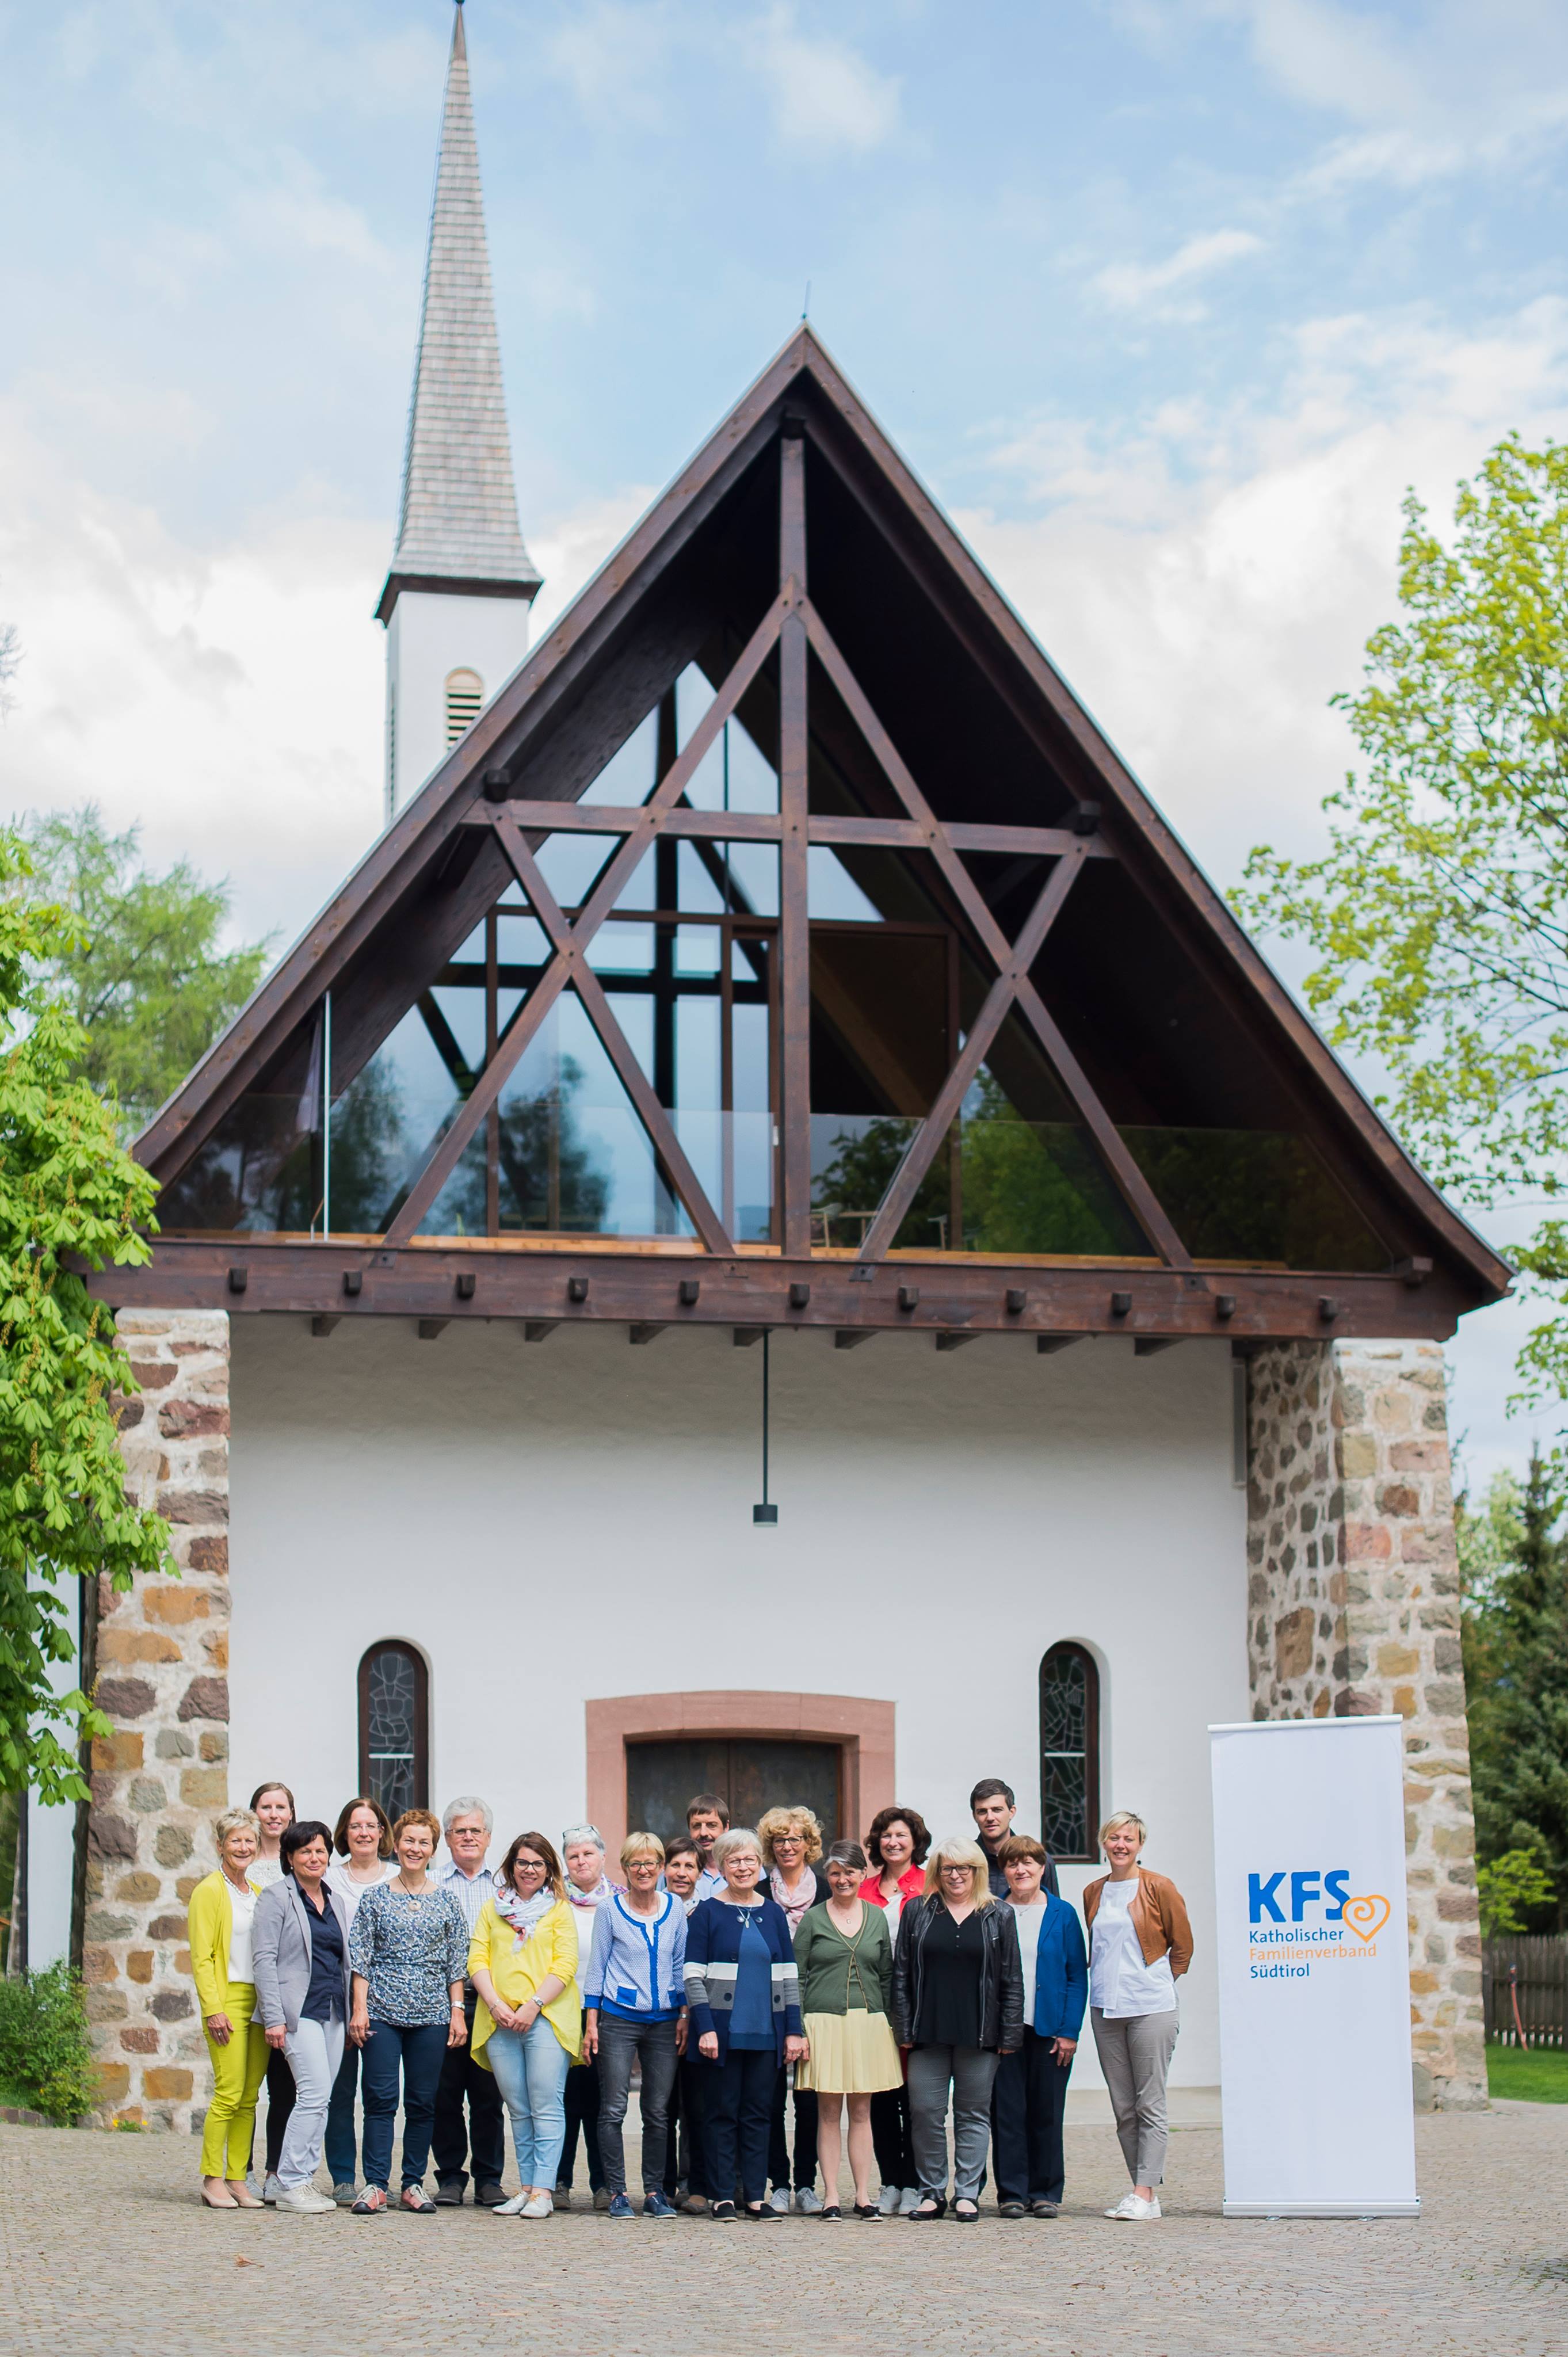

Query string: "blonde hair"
[924, 1836, 995, 1906]
[620, 1830, 666, 1872]
[214, 1808, 260, 1854]
[1100, 1810, 1147, 1849]
[757, 1805, 824, 1866]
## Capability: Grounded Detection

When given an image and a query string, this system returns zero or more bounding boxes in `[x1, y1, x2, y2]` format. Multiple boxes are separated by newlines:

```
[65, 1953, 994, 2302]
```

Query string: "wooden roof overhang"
[93, 330, 1510, 1352]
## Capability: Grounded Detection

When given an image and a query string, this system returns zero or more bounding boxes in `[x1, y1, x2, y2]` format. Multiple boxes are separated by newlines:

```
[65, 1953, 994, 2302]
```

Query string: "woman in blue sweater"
[991, 1835, 1088, 2218]
[683, 1827, 805, 2222]
[582, 1833, 688, 2219]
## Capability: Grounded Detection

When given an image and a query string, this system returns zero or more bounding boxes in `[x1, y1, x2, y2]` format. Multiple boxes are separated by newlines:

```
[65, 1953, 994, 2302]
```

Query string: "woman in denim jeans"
[468, 1833, 582, 2218]
[582, 1833, 688, 2218]
[346, 1809, 469, 2215]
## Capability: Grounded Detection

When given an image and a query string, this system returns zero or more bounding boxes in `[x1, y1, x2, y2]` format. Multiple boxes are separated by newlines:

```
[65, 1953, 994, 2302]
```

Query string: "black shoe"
[818, 2205, 842, 2220]
[952, 2200, 980, 2222]
[1032, 2199, 1060, 2218]
[433, 2183, 464, 2207]
[909, 2196, 946, 2222]
[852, 2202, 880, 2220]
[746, 2202, 780, 2221]
[998, 2200, 1027, 2219]
[474, 2183, 506, 2209]
[711, 2200, 737, 2223]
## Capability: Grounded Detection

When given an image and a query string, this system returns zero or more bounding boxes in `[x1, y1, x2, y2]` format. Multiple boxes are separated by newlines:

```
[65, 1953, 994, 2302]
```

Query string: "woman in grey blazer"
[253, 1821, 354, 2215]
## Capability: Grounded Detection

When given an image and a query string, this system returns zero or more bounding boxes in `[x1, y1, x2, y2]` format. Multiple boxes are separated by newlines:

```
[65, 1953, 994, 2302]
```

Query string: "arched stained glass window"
[358, 1642, 428, 1821]
[1039, 1643, 1099, 1863]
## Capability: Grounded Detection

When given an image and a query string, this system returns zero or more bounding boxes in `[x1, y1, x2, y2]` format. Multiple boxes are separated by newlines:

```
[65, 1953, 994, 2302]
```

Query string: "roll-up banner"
[1210, 1715, 1418, 2218]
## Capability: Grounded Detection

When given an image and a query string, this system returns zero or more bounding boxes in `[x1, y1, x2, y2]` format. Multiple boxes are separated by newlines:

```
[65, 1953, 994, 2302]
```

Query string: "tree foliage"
[0, 836, 171, 1802]
[1462, 1452, 1568, 1927]
[13, 804, 269, 1135]
[1234, 434, 1568, 1403]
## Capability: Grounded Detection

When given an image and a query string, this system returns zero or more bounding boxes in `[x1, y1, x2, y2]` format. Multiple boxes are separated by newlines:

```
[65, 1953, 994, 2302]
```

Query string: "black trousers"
[558, 2013, 603, 2191]
[870, 2080, 913, 2189]
[705, 2047, 775, 2208]
[261, 2047, 295, 2176]
[990, 2027, 1072, 2206]
[663, 2055, 709, 2198]
[768, 2068, 818, 2192]
[432, 1991, 506, 2194]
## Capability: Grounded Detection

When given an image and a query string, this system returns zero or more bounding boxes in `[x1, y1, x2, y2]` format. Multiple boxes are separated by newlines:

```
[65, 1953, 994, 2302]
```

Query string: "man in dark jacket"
[971, 1779, 1059, 1898]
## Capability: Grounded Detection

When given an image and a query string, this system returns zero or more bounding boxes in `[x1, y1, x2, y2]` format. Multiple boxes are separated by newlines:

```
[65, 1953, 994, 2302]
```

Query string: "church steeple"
[379, 2, 540, 817]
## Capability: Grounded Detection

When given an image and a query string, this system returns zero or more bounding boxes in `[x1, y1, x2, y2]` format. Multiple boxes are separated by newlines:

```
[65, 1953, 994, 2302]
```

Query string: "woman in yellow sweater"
[188, 1809, 269, 2208]
[468, 1832, 582, 2219]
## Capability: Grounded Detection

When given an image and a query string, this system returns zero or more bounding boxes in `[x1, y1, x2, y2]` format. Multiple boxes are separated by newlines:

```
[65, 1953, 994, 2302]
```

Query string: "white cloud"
[1093, 228, 1265, 315]
[753, 6, 900, 155]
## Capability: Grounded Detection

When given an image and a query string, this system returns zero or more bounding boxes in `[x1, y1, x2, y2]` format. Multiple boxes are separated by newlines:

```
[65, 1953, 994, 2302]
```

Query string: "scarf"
[492, 1883, 557, 1948]
[566, 1874, 617, 1912]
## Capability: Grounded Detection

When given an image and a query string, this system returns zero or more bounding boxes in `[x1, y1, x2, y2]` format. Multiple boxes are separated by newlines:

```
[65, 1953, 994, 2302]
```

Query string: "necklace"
[394, 1875, 428, 1901]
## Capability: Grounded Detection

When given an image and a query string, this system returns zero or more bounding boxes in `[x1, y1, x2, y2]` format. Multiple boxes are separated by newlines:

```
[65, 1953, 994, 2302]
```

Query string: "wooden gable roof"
[117, 328, 1508, 1345]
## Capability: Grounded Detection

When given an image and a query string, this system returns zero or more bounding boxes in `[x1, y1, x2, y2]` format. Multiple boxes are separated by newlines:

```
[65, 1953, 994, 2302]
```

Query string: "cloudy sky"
[5, 0, 1568, 1480]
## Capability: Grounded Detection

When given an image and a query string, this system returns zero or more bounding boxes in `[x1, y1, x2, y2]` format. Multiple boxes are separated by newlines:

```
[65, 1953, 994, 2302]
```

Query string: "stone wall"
[85, 1309, 231, 2132]
[1246, 1337, 1484, 2111]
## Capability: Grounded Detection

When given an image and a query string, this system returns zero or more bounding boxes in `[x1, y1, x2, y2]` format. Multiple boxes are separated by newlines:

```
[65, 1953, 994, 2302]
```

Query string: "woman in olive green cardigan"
[793, 1841, 903, 2218]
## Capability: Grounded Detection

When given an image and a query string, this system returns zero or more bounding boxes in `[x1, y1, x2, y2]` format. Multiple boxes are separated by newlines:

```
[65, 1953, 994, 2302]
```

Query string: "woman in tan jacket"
[1083, 1811, 1192, 2221]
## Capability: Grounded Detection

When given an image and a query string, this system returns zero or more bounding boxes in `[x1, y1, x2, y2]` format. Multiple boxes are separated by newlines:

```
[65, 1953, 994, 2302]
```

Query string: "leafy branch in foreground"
[0, 834, 172, 1801]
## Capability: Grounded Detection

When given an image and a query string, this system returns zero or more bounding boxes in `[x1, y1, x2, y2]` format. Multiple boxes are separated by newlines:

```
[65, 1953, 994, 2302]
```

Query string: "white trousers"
[278, 2015, 346, 2191]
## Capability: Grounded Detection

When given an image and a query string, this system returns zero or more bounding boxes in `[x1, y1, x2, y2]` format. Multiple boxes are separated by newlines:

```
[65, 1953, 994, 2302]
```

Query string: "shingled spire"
[376, 1, 540, 622]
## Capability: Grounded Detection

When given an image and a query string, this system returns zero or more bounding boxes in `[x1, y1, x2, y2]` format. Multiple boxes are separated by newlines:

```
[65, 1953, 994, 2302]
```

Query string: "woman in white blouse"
[189, 1809, 267, 2207]
[322, 1797, 398, 2203]
[247, 1780, 297, 2198]
[1082, 1811, 1193, 2221]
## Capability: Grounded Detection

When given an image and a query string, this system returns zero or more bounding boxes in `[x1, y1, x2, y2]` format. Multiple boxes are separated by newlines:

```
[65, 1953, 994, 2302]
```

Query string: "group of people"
[187, 1774, 1191, 2223]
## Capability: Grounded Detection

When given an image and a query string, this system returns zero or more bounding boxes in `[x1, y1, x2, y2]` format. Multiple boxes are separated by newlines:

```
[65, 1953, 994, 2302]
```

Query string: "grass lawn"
[1487, 2042, 1568, 2102]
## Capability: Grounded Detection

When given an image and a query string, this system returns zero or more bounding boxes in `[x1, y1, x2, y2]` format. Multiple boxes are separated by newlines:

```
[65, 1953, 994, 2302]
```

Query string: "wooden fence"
[1484, 1936, 1568, 2046]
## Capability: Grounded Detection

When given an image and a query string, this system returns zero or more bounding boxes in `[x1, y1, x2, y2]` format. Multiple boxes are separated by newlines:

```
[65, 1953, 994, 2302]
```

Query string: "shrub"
[0, 1960, 97, 2124]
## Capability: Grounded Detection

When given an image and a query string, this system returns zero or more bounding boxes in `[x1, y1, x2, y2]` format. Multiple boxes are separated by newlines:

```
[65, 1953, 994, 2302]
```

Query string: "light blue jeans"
[486, 2017, 571, 2191]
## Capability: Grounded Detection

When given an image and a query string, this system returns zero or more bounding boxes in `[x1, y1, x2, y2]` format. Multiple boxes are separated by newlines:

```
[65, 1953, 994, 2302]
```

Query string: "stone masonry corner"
[1246, 1337, 1484, 2113]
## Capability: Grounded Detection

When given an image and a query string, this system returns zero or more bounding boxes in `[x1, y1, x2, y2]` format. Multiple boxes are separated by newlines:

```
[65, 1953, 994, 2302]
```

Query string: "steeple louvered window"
[445, 669, 483, 746]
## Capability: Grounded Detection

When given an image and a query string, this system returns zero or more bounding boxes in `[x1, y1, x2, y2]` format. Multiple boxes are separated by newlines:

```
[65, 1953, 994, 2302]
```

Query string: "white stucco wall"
[386, 588, 532, 817]
[228, 1317, 1248, 2087]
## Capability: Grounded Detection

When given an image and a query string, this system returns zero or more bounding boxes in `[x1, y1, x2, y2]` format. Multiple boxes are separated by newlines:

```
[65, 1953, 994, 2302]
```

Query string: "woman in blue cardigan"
[682, 1827, 805, 2222]
[991, 1835, 1088, 2217]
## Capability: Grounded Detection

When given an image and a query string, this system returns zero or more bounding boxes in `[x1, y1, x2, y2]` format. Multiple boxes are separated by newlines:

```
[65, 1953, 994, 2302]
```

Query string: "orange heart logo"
[1341, 1892, 1390, 1943]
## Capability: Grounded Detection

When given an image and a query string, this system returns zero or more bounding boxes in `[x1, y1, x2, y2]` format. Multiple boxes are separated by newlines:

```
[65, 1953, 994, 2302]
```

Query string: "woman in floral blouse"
[348, 1809, 469, 2214]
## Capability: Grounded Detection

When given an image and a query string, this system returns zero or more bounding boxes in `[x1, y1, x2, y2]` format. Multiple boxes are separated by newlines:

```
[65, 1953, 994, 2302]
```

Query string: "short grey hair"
[711, 1826, 763, 1874]
[442, 1796, 494, 1838]
[560, 1822, 605, 1853]
[214, 1808, 260, 1851]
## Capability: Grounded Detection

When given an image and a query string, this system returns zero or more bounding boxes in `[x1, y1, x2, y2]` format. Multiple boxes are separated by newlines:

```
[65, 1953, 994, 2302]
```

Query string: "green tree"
[1462, 1451, 1568, 1926]
[0, 835, 171, 1802]
[1477, 1846, 1556, 1938]
[13, 804, 270, 1133]
[1233, 434, 1568, 1406]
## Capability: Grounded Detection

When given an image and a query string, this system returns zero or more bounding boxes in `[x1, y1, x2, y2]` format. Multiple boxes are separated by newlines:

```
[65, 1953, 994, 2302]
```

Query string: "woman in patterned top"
[347, 1809, 469, 2215]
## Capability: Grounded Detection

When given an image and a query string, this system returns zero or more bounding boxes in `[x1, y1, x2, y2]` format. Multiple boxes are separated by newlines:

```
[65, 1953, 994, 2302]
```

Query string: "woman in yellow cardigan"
[189, 1809, 269, 2207]
[468, 1832, 582, 2219]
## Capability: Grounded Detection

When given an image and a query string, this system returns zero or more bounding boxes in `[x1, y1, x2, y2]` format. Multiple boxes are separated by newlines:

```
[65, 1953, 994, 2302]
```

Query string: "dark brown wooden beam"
[93, 1236, 1479, 1344]
[475, 802, 1114, 863]
[779, 431, 812, 1258]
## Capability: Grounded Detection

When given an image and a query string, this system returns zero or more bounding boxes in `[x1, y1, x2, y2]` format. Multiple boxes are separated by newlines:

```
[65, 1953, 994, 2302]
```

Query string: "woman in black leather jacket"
[892, 1837, 1023, 2221]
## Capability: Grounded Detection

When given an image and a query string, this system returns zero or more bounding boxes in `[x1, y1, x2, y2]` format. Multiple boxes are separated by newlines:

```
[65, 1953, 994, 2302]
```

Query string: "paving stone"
[2, 2107, 1564, 2355]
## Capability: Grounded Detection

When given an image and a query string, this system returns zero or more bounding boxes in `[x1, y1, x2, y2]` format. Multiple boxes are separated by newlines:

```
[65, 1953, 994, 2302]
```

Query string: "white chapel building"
[37, 6, 1503, 2130]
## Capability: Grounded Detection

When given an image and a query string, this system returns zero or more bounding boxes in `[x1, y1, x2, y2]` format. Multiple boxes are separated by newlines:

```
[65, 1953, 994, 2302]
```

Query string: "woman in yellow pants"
[189, 1809, 269, 2207]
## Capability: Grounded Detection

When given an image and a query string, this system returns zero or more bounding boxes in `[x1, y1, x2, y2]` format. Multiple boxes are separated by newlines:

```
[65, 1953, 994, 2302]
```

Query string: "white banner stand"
[1210, 1715, 1419, 2218]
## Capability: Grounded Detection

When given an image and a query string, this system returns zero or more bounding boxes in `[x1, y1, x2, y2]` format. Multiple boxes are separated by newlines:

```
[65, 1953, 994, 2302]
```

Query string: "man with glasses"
[432, 1797, 505, 2206]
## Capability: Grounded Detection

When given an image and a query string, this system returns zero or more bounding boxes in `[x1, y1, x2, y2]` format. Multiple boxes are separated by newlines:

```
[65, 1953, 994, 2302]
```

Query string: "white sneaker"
[1105, 2192, 1161, 2219]
[767, 2185, 791, 2214]
[898, 2187, 921, 2217]
[275, 2185, 335, 2215]
[261, 2174, 282, 2205]
[877, 2185, 900, 2217]
[521, 2192, 554, 2218]
[795, 2186, 822, 2214]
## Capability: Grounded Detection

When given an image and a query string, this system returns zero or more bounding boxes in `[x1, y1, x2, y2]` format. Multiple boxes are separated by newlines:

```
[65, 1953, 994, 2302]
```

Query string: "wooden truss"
[396, 430, 1188, 1273]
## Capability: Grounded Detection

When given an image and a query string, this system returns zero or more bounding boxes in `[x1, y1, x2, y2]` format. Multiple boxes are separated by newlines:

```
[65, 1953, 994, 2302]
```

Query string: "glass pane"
[1040, 1650, 1089, 1860]
[676, 668, 779, 815]
[580, 710, 657, 806]
[808, 847, 882, 921]
[329, 1004, 468, 1237]
[533, 831, 622, 909]
[959, 1082, 1148, 1258]
[1118, 1128, 1387, 1269]
[811, 1113, 932, 1252]
[490, 987, 689, 1238]
[364, 1649, 419, 1822]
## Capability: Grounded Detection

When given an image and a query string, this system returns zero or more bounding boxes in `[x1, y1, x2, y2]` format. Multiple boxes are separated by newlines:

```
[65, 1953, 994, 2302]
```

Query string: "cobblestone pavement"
[5, 2107, 1566, 2356]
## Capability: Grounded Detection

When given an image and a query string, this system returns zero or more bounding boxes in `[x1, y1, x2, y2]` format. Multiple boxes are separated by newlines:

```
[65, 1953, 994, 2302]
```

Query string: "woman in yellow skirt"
[793, 1841, 903, 2218]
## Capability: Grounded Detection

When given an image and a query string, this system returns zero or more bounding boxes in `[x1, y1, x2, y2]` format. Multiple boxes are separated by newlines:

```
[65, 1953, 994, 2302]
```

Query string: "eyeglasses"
[940, 1864, 975, 1877]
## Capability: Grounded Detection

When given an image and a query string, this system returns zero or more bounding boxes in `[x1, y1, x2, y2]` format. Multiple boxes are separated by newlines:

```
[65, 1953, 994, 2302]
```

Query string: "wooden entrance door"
[625, 1738, 843, 1847]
